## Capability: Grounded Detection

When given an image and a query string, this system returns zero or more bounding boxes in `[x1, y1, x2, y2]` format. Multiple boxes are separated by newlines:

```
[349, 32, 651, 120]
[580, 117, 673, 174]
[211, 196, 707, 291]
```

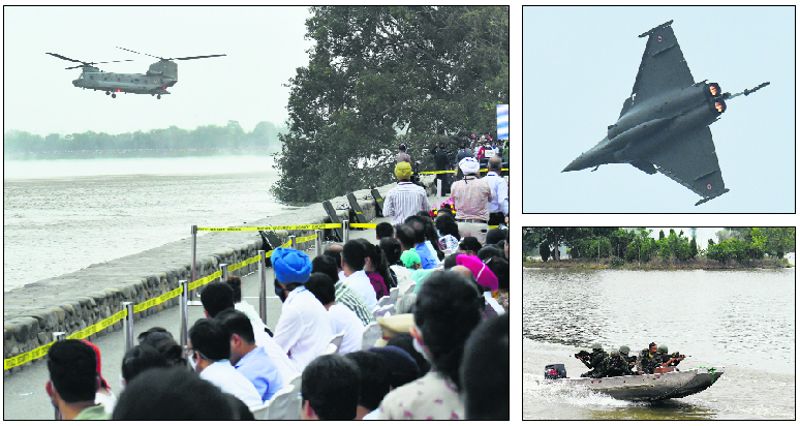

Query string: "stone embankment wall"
[3, 184, 395, 374]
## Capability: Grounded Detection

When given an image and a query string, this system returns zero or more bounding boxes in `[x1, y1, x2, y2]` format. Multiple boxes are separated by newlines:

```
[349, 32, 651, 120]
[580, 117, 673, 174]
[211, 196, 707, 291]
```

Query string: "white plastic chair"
[289, 374, 301, 391]
[373, 304, 395, 321]
[267, 384, 302, 420]
[330, 331, 345, 351]
[251, 401, 270, 420]
[361, 322, 382, 350]
[377, 295, 392, 308]
[389, 287, 399, 304]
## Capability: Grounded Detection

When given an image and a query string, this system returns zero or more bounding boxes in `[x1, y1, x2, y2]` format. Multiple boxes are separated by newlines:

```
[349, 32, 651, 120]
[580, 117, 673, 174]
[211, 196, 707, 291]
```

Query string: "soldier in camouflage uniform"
[619, 345, 638, 372]
[637, 342, 660, 374]
[577, 343, 611, 378]
[606, 349, 634, 377]
[657, 344, 687, 367]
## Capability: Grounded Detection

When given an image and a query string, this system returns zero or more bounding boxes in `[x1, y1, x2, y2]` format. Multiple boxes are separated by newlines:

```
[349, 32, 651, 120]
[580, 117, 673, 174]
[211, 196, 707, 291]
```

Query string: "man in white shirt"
[305, 272, 365, 354]
[202, 281, 298, 384]
[188, 318, 263, 411]
[481, 156, 509, 226]
[272, 247, 333, 371]
[383, 161, 430, 224]
[340, 240, 378, 311]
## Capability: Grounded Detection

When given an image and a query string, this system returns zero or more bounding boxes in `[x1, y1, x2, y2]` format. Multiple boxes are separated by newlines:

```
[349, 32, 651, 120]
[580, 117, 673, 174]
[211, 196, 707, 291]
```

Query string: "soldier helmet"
[657, 344, 668, 354]
[610, 350, 619, 357]
[591, 343, 602, 351]
[619, 345, 630, 355]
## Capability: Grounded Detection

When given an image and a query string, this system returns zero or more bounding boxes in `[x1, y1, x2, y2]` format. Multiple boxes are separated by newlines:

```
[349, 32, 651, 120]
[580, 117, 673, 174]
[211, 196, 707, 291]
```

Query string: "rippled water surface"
[3, 156, 285, 291]
[523, 268, 795, 420]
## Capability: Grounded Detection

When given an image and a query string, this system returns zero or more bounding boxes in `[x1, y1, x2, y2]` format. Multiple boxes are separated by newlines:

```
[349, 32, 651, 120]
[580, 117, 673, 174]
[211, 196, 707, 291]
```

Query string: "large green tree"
[274, 6, 509, 202]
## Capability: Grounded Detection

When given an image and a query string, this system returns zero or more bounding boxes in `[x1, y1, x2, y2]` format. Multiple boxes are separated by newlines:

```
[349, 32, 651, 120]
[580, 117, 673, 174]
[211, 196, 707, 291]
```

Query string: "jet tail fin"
[695, 188, 730, 206]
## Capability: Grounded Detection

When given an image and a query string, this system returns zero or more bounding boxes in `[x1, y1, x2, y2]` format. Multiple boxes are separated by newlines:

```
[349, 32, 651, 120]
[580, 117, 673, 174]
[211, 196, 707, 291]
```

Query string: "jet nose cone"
[562, 157, 582, 172]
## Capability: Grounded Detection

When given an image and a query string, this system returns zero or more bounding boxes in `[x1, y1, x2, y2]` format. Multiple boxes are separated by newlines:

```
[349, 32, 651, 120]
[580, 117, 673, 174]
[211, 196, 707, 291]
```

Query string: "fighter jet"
[562, 20, 769, 206]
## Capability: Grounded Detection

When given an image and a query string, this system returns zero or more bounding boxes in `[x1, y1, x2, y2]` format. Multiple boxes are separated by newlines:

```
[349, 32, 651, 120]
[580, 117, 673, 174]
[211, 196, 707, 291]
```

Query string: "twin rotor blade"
[46, 52, 134, 69]
[116, 46, 226, 61]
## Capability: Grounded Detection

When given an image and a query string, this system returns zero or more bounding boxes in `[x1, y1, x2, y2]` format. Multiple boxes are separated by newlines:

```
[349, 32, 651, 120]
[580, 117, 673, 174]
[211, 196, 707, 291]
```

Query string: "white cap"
[459, 156, 480, 174]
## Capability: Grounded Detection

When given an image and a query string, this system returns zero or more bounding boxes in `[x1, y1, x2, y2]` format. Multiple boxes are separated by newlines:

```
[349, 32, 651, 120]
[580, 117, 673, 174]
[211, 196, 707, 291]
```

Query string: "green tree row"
[523, 227, 795, 265]
[274, 6, 509, 202]
[4, 121, 281, 159]
[707, 227, 796, 263]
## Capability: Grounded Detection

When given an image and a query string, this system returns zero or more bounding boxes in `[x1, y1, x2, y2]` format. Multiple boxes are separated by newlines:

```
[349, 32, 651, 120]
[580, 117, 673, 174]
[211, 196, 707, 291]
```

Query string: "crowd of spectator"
[43, 159, 509, 421]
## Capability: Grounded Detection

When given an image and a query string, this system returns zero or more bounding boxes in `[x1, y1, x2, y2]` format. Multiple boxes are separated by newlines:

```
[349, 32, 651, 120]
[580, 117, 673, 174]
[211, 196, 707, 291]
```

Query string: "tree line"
[523, 227, 795, 266]
[274, 6, 509, 202]
[4, 121, 282, 159]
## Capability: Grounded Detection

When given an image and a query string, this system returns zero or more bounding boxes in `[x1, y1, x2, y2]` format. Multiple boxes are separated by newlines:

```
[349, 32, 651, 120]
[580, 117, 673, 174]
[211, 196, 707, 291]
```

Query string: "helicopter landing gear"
[157, 94, 161, 99]
[105, 91, 110, 95]
[111, 93, 116, 99]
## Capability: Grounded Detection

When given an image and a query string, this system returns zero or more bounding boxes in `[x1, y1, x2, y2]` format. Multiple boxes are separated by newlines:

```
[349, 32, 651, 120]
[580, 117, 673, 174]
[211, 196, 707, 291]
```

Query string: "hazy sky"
[4, 6, 313, 135]
[523, 6, 794, 213]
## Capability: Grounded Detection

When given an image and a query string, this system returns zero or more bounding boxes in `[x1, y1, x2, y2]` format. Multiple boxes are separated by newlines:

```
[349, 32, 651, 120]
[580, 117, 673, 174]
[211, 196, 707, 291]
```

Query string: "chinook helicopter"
[46, 47, 226, 99]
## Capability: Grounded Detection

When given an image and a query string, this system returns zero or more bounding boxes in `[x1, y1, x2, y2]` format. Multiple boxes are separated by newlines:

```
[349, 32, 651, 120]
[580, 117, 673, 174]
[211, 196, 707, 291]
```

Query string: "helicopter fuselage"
[72, 60, 178, 97]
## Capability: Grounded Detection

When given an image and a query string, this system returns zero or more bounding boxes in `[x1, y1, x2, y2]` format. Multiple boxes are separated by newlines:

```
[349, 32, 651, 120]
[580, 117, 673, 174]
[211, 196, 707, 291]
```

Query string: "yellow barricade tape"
[294, 234, 318, 244]
[349, 223, 377, 229]
[418, 167, 509, 175]
[4, 341, 55, 371]
[68, 309, 128, 340]
[197, 223, 341, 232]
[133, 286, 183, 314]
[189, 270, 222, 291]
[228, 254, 262, 273]
[3, 309, 129, 371]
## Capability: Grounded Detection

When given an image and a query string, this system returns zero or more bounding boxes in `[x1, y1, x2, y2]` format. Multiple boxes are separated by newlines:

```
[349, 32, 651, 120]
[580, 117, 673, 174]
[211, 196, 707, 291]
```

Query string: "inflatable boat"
[544, 364, 723, 401]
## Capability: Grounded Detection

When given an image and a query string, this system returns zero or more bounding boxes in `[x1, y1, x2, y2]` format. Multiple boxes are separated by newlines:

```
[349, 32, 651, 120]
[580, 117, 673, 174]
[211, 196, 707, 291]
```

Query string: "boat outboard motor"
[544, 364, 567, 379]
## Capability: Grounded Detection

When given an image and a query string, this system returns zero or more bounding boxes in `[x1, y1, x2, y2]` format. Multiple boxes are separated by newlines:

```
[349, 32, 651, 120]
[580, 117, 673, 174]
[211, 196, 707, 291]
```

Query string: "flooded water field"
[3, 156, 286, 292]
[522, 268, 795, 420]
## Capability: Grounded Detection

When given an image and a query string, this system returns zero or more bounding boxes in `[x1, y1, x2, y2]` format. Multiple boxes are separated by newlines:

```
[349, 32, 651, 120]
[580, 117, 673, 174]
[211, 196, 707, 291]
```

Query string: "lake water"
[3, 156, 285, 292]
[523, 268, 795, 420]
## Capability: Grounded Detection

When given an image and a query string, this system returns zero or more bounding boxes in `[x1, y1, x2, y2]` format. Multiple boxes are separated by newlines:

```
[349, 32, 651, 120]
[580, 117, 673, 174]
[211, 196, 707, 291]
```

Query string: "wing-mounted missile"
[722, 82, 770, 100]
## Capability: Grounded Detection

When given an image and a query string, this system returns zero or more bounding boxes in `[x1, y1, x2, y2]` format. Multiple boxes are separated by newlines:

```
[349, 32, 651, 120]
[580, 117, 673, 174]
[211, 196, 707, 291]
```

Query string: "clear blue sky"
[4, 6, 313, 135]
[523, 6, 794, 213]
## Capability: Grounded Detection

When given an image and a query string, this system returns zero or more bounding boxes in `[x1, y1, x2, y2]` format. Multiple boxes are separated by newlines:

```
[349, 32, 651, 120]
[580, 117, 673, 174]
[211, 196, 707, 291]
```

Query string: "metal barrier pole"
[191, 225, 198, 281]
[179, 280, 189, 348]
[220, 263, 229, 283]
[289, 234, 297, 248]
[258, 250, 267, 324]
[123, 302, 134, 353]
[342, 219, 350, 242]
[52, 332, 66, 420]
[315, 230, 323, 257]
[437, 178, 443, 197]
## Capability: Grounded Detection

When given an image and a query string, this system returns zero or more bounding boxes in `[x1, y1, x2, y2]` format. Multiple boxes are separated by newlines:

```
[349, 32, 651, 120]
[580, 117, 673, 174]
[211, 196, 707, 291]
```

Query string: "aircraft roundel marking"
[657, 35, 663, 43]
[707, 183, 712, 190]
